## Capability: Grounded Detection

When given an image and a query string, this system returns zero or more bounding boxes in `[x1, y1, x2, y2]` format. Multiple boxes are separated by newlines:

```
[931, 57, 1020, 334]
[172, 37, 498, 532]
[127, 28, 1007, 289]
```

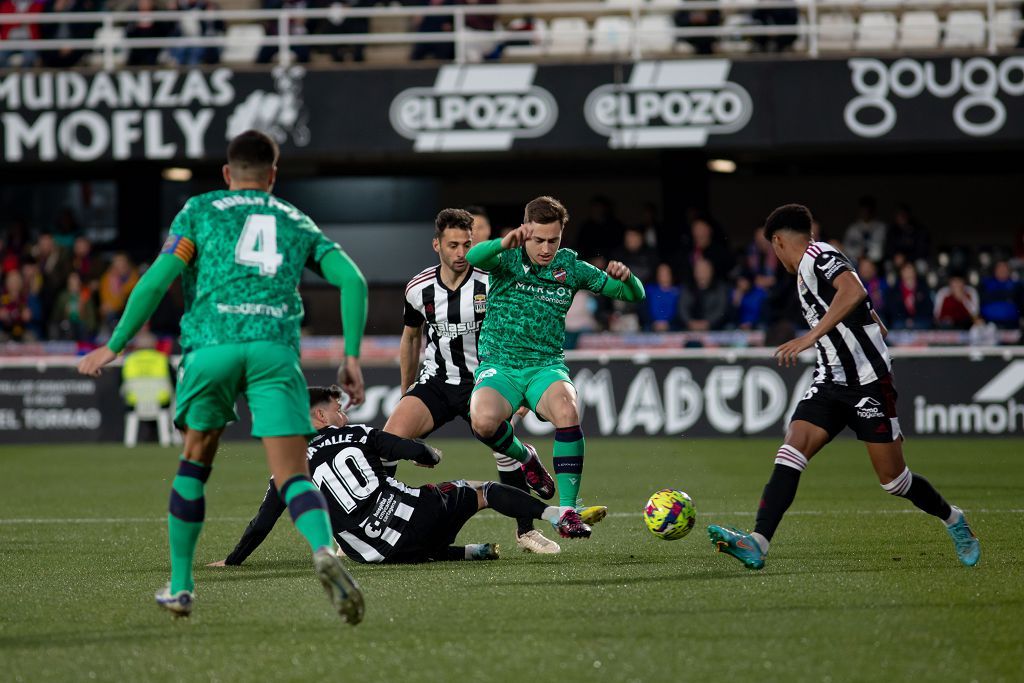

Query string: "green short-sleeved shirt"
[164, 189, 339, 354]
[478, 247, 608, 369]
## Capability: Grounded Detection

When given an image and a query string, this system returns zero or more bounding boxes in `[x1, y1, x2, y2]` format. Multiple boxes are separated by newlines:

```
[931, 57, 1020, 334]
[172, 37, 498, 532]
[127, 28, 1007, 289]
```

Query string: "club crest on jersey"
[473, 293, 487, 313]
[552, 267, 567, 283]
[425, 303, 434, 314]
[797, 274, 808, 295]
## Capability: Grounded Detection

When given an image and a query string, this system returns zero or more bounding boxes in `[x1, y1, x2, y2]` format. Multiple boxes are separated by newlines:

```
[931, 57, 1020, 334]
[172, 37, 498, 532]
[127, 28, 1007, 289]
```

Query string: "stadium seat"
[502, 18, 549, 58]
[994, 9, 1020, 48]
[592, 16, 634, 54]
[604, 0, 639, 7]
[818, 13, 856, 50]
[122, 377, 174, 448]
[944, 10, 986, 48]
[222, 24, 266, 64]
[900, 10, 941, 49]
[636, 14, 676, 53]
[548, 17, 590, 55]
[89, 25, 127, 67]
[648, 0, 681, 7]
[856, 12, 898, 50]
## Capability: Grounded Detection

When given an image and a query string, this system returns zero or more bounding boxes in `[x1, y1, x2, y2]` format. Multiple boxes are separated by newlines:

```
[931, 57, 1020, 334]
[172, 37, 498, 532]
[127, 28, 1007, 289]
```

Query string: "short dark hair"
[308, 385, 343, 408]
[434, 208, 474, 239]
[463, 205, 487, 218]
[764, 204, 813, 240]
[227, 130, 279, 179]
[524, 196, 569, 227]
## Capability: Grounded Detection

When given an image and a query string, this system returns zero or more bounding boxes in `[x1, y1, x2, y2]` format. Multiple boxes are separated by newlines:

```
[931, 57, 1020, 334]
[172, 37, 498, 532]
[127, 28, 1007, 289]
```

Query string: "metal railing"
[0, 0, 1020, 71]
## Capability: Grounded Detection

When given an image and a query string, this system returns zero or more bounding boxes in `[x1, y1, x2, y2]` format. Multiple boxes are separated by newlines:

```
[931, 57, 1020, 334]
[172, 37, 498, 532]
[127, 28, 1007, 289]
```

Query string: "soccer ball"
[643, 489, 697, 540]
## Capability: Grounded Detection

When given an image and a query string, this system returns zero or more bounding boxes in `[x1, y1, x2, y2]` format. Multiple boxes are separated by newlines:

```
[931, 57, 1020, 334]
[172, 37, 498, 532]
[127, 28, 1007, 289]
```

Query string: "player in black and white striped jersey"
[213, 386, 586, 566]
[708, 203, 980, 570]
[383, 208, 562, 555]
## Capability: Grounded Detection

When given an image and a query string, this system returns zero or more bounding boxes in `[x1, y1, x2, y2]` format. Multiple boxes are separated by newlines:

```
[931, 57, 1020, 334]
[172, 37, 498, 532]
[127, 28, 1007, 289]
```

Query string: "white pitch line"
[1, 509, 1021, 525]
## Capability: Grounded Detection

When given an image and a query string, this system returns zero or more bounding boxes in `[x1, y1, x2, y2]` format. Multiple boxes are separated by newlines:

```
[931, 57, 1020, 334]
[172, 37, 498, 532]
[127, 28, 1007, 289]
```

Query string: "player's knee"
[548, 400, 579, 428]
[880, 466, 912, 496]
[471, 413, 501, 438]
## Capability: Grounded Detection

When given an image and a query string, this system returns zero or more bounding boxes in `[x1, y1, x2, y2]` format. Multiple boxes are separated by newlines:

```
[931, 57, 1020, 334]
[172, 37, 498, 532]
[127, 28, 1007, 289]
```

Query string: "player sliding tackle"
[707, 203, 980, 570]
[467, 196, 646, 537]
[77, 130, 368, 623]
[210, 386, 590, 566]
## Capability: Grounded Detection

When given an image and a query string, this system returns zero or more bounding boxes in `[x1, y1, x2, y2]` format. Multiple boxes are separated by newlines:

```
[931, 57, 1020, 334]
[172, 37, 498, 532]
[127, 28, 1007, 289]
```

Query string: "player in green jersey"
[77, 130, 367, 624]
[466, 196, 645, 537]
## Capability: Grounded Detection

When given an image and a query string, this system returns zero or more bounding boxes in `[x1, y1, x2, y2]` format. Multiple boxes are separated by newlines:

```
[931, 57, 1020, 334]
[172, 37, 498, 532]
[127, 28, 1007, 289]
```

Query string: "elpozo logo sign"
[0, 66, 310, 162]
[584, 60, 753, 148]
[845, 57, 1024, 138]
[389, 64, 558, 152]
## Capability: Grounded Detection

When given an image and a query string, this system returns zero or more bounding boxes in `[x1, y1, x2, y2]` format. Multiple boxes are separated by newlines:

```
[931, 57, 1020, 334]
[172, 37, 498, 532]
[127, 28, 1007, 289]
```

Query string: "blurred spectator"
[609, 228, 658, 284]
[2, 218, 31, 270]
[172, 0, 225, 66]
[644, 263, 681, 332]
[410, 0, 454, 61]
[39, 0, 100, 68]
[126, 0, 174, 66]
[884, 203, 929, 264]
[577, 195, 626, 259]
[674, 0, 720, 55]
[564, 290, 601, 348]
[31, 233, 71, 308]
[1014, 227, 1024, 261]
[20, 260, 45, 339]
[0, 0, 45, 67]
[71, 236, 103, 285]
[934, 274, 979, 330]
[857, 257, 887, 316]
[843, 195, 887, 263]
[0, 269, 37, 341]
[50, 271, 98, 341]
[99, 253, 139, 330]
[463, 0, 497, 61]
[53, 207, 82, 250]
[678, 258, 729, 331]
[636, 202, 662, 255]
[675, 217, 733, 284]
[886, 262, 932, 329]
[743, 227, 777, 287]
[314, 0, 372, 63]
[979, 260, 1022, 329]
[258, 0, 311, 64]
[732, 275, 767, 330]
[751, 4, 798, 52]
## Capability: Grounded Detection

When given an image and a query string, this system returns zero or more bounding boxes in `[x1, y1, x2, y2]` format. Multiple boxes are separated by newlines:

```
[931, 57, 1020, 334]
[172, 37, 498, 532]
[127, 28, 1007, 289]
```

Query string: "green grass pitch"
[2, 437, 1022, 683]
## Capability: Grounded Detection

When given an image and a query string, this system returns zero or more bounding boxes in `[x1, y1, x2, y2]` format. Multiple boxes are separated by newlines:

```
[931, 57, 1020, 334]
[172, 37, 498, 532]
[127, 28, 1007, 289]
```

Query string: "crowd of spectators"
[0, 214, 184, 345]
[556, 194, 1024, 342]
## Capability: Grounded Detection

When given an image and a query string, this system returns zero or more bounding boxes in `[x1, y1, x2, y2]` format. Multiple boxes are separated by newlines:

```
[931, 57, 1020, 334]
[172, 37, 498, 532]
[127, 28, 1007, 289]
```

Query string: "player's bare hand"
[774, 334, 815, 367]
[206, 560, 228, 567]
[337, 356, 365, 407]
[77, 346, 117, 377]
[500, 224, 533, 250]
[606, 260, 632, 282]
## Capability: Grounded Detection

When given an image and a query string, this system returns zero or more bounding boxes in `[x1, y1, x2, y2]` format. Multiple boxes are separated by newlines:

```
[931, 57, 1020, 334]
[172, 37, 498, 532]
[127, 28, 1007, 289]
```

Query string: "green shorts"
[174, 341, 313, 438]
[472, 361, 573, 413]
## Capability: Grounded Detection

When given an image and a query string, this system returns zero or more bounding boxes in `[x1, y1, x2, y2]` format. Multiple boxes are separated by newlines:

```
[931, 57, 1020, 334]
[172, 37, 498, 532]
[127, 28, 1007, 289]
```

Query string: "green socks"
[552, 426, 585, 508]
[168, 458, 210, 593]
[474, 420, 531, 464]
[279, 475, 334, 552]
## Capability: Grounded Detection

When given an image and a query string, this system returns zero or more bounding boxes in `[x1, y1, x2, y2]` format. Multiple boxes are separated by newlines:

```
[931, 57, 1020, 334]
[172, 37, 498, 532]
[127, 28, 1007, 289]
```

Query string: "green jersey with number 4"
[169, 189, 339, 353]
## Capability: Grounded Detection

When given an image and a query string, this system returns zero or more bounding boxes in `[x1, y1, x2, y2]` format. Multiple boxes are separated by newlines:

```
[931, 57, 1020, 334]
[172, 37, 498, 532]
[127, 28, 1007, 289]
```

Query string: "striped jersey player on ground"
[381, 208, 562, 553]
[76, 130, 368, 623]
[466, 196, 647, 538]
[211, 386, 591, 566]
[708, 203, 980, 570]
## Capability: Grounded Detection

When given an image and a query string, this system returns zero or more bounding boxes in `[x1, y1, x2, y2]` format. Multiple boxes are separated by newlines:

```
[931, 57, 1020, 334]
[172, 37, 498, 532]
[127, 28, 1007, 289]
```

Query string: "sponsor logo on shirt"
[430, 320, 482, 338]
[855, 396, 883, 418]
[817, 256, 844, 280]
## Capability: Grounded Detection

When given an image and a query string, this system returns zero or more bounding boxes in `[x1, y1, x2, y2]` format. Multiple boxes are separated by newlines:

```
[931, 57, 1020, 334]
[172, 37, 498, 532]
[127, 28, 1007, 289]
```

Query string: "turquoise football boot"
[945, 509, 981, 567]
[707, 525, 766, 570]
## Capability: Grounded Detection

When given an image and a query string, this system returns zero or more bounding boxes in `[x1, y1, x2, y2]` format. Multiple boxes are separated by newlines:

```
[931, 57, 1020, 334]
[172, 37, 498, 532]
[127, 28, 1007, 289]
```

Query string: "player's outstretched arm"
[319, 249, 368, 405]
[466, 238, 505, 270]
[370, 430, 442, 469]
[213, 480, 287, 567]
[77, 254, 186, 377]
[775, 270, 868, 366]
[598, 260, 645, 302]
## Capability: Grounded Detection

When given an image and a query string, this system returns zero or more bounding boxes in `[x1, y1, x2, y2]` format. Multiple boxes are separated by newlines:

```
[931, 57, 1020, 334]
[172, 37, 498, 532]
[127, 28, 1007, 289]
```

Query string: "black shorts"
[405, 377, 472, 435]
[387, 481, 479, 563]
[791, 374, 902, 443]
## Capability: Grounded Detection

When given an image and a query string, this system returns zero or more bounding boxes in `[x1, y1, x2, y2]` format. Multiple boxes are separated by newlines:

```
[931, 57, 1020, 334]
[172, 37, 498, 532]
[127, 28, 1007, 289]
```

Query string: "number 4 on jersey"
[235, 214, 284, 276]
